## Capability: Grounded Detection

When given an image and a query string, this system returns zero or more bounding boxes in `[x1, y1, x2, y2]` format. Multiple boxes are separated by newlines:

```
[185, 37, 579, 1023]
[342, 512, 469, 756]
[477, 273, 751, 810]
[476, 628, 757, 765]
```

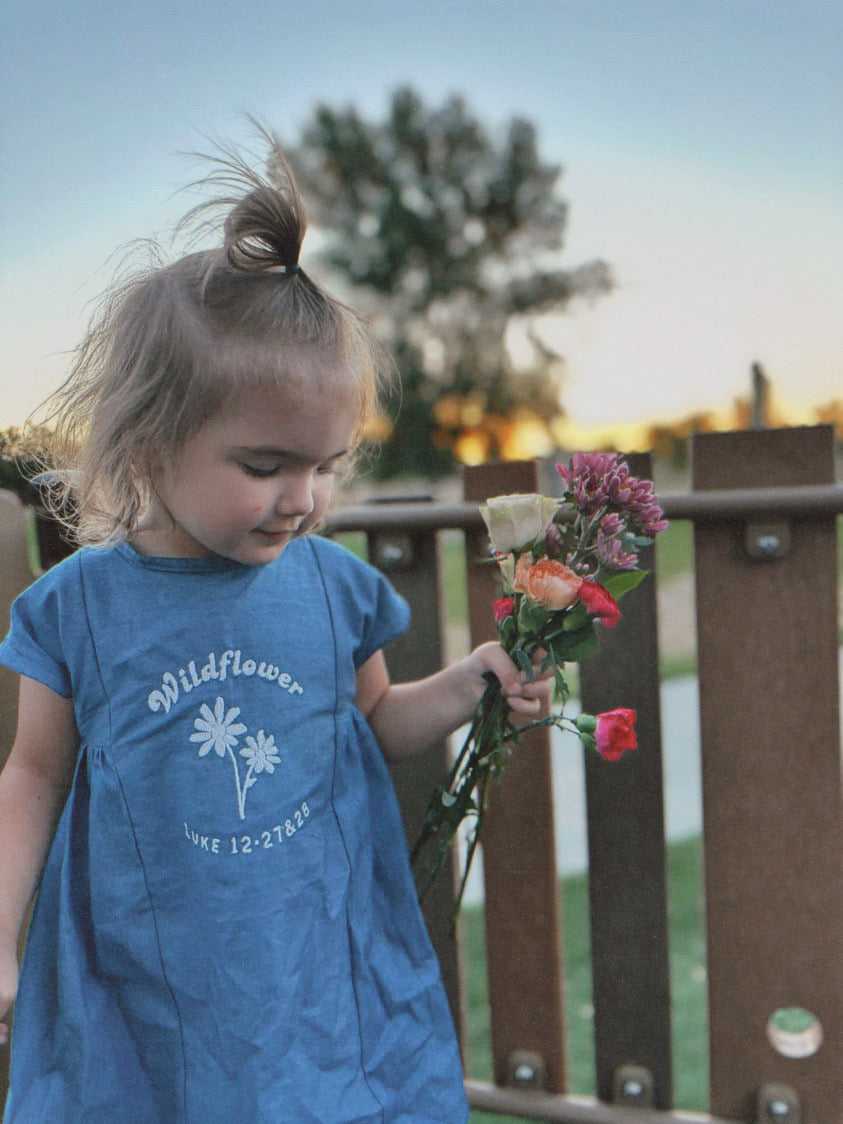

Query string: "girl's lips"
[254, 525, 299, 541]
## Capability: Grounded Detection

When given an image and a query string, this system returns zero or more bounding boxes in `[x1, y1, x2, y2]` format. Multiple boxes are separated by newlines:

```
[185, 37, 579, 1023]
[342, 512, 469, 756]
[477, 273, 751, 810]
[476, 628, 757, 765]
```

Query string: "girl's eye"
[241, 463, 281, 478]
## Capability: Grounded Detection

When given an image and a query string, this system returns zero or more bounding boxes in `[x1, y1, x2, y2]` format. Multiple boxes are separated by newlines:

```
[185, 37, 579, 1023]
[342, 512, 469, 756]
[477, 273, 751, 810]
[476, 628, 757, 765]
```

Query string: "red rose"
[578, 580, 621, 627]
[493, 596, 515, 623]
[595, 708, 637, 761]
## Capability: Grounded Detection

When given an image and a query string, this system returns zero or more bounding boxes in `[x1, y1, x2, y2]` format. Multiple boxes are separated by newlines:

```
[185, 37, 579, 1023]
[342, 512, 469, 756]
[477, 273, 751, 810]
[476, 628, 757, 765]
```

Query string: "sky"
[1, 0, 841, 443]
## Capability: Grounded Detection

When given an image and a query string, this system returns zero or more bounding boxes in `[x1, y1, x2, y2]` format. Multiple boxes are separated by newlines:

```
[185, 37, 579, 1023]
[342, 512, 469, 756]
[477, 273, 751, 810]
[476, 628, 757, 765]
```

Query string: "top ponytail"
[224, 181, 305, 274]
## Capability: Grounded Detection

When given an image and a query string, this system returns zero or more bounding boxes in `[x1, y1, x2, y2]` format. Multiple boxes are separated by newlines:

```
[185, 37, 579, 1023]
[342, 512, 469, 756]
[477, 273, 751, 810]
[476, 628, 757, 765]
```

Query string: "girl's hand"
[467, 641, 553, 716]
[0, 945, 18, 1046]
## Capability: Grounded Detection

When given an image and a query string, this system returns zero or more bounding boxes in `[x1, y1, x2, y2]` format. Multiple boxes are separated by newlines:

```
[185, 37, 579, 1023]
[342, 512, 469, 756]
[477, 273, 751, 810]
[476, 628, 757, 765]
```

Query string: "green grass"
[654, 519, 694, 583]
[462, 836, 708, 1121]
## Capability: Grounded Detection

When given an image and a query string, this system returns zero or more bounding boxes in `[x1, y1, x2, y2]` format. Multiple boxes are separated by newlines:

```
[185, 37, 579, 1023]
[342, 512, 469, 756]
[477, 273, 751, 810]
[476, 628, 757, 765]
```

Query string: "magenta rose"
[595, 708, 637, 761]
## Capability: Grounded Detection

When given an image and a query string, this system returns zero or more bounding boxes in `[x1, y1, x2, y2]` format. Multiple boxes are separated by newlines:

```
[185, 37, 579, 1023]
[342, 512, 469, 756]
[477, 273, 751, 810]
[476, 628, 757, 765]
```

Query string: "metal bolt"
[372, 533, 413, 571]
[758, 1084, 801, 1124]
[624, 1079, 644, 1098]
[507, 1050, 545, 1090]
[746, 521, 791, 560]
[380, 543, 406, 566]
[756, 534, 781, 557]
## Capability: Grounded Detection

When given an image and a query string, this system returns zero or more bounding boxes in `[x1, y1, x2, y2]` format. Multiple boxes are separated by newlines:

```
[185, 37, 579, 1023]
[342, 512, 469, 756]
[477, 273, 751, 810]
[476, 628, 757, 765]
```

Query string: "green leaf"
[518, 599, 550, 634]
[559, 603, 590, 632]
[551, 625, 598, 662]
[602, 569, 647, 599]
[553, 666, 569, 704]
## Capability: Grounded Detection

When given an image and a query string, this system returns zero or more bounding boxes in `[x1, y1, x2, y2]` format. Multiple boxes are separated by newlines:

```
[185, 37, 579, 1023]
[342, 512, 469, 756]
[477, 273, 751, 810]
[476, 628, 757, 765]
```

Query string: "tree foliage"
[288, 88, 611, 476]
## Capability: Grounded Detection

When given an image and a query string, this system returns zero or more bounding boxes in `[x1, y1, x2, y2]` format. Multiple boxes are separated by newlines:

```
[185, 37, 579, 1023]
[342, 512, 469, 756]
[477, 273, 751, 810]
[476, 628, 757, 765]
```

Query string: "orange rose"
[513, 556, 582, 610]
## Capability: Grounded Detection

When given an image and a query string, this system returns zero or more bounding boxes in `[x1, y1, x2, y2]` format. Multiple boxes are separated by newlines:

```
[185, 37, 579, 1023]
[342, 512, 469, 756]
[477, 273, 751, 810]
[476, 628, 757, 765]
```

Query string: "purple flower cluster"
[595, 511, 638, 569]
[556, 453, 668, 537]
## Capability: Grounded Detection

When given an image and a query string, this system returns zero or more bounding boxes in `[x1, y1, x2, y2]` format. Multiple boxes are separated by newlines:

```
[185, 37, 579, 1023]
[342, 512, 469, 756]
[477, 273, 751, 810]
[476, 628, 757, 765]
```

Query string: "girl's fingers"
[504, 672, 551, 713]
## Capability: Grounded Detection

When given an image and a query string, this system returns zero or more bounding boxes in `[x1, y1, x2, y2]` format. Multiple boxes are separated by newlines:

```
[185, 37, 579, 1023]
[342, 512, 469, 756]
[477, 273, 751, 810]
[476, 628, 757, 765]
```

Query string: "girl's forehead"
[206, 379, 359, 450]
[221, 341, 364, 408]
[224, 375, 357, 422]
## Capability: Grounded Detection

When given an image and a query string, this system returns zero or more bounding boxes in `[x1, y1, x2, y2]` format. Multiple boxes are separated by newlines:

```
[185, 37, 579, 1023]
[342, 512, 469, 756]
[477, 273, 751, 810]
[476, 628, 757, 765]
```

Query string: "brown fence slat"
[362, 525, 467, 1048]
[0, 495, 35, 1106]
[692, 425, 843, 1121]
[575, 453, 673, 1108]
[463, 461, 568, 1093]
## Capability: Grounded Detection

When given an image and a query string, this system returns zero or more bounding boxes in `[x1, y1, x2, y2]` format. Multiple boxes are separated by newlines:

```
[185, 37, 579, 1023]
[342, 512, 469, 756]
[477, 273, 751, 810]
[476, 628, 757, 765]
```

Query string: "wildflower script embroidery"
[147, 647, 304, 715]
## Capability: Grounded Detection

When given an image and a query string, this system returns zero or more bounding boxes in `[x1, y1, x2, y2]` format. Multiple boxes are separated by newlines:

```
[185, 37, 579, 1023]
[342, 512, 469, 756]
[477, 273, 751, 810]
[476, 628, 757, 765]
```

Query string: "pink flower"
[493, 596, 515, 623]
[556, 453, 667, 537]
[578, 580, 621, 627]
[595, 709, 637, 761]
[513, 556, 582, 611]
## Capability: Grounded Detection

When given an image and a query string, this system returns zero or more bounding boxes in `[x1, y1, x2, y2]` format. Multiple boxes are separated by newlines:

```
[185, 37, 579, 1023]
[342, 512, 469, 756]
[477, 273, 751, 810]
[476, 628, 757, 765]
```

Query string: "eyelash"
[241, 464, 280, 478]
[241, 463, 338, 479]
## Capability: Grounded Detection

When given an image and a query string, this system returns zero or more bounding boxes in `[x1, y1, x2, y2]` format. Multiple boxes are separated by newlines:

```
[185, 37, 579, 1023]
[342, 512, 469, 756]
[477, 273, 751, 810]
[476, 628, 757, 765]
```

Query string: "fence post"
[576, 452, 673, 1109]
[464, 461, 569, 1094]
[692, 425, 842, 1121]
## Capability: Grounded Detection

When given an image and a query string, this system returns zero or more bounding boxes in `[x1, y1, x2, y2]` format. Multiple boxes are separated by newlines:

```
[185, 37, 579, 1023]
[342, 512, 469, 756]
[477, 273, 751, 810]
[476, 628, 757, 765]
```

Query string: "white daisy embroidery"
[190, 698, 280, 819]
[240, 730, 281, 775]
[190, 698, 247, 758]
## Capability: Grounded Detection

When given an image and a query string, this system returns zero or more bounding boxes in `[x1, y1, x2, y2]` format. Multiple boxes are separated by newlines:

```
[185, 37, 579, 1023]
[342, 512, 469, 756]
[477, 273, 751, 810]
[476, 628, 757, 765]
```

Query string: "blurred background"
[1, 0, 841, 482]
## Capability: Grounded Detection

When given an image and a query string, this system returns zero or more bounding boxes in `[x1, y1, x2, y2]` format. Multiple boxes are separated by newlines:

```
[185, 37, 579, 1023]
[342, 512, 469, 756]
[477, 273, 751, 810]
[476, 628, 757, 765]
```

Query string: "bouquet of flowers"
[411, 453, 667, 912]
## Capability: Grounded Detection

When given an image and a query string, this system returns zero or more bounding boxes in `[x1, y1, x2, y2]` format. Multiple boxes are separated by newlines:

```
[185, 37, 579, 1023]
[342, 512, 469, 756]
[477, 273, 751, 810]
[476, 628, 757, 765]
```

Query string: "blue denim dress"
[0, 537, 467, 1122]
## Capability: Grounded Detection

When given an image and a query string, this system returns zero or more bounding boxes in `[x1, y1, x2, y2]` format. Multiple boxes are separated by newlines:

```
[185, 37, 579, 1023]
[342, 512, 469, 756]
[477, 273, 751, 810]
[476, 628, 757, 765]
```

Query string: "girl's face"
[137, 380, 358, 564]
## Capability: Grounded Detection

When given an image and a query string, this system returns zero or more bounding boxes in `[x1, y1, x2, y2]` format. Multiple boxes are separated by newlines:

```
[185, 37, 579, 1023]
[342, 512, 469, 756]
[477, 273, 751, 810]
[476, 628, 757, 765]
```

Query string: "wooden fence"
[1, 425, 841, 1121]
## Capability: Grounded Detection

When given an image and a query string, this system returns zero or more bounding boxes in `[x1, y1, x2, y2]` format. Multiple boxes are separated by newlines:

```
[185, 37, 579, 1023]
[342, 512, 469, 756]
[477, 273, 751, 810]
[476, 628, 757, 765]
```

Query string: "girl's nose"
[277, 471, 315, 517]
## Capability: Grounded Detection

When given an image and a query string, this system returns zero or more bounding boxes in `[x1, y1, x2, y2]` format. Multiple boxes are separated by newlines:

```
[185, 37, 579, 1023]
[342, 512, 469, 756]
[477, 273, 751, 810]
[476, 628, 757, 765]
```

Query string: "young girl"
[0, 134, 548, 1122]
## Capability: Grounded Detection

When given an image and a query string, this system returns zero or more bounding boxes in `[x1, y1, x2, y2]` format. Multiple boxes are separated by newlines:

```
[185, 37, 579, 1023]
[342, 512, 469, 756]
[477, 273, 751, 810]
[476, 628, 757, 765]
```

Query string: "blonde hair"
[33, 129, 388, 546]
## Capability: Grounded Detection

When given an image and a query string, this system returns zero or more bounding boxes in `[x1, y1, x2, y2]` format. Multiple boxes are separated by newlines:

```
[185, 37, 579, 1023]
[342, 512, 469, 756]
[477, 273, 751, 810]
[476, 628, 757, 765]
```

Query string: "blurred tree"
[288, 88, 612, 477]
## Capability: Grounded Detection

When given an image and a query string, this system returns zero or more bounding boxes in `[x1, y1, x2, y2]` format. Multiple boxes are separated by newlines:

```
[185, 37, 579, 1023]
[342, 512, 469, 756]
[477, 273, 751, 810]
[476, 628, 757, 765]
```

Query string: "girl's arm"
[0, 676, 79, 1045]
[357, 642, 550, 760]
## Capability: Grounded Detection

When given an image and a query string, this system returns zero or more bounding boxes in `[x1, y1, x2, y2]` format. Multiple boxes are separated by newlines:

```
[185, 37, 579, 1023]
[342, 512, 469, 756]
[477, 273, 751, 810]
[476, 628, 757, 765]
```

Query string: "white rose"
[479, 493, 559, 554]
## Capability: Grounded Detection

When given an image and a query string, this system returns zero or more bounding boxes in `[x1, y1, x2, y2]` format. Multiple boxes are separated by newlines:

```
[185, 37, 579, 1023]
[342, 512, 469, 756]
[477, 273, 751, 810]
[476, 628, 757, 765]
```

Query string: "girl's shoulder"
[297, 534, 396, 595]
[0, 546, 122, 696]
[22, 542, 122, 593]
[299, 533, 367, 572]
[295, 535, 410, 659]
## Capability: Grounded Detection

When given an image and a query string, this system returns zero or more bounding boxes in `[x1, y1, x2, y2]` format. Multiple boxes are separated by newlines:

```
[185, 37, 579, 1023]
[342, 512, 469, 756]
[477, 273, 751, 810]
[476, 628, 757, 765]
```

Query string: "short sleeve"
[307, 537, 410, 668]
[0, 559, 79, 698]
